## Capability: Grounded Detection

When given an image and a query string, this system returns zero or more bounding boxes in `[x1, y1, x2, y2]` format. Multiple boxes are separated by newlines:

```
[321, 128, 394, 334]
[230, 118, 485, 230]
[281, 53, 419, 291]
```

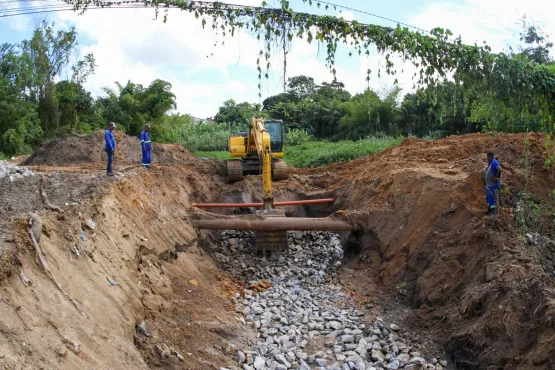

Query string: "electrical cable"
[0, 0, 428, 38]
[306, 0, 431, 34]
[0, 0, 447, 41]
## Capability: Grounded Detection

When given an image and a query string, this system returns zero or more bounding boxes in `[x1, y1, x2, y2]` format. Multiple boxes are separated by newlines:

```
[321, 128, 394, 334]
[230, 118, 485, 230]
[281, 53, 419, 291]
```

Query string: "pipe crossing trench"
[193, 193, 448, 369]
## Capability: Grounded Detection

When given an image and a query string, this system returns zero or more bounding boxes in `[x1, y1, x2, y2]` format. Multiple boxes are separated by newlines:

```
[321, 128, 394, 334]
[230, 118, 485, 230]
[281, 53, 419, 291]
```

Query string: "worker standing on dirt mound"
[104, 122, 117, 176]
[139, 124, 152, 170]
[484, 152, 502, 215]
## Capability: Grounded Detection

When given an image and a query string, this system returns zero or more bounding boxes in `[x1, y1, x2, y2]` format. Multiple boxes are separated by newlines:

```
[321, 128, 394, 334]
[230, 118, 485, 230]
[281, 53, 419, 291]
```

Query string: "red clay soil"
[1, 131, 554, 369]
[294, 132, 555, 369]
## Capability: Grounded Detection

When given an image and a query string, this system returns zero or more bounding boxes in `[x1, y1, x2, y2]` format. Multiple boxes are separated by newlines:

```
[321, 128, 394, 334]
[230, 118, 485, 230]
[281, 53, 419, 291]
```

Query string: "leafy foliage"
[62, 0, 555, 132]
[97, 79, 176, 135]
[285, 128, 311, 146]
[0, 23, 179, 156]
[285, 137, 402, 168]
[171, 117, 231, 151]
[214, 99, 266, 129]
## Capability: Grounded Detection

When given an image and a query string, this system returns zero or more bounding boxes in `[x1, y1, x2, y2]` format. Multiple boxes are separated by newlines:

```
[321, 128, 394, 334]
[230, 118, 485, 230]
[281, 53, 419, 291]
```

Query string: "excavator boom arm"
[249, 118, 273, 208]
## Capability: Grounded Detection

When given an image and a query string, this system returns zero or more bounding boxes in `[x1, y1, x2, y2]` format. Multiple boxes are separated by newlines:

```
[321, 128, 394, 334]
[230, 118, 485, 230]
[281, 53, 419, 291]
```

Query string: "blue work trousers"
[142, 150, 151, 168]
[486, 183, 499, 208]
[106, 150, 114, 174]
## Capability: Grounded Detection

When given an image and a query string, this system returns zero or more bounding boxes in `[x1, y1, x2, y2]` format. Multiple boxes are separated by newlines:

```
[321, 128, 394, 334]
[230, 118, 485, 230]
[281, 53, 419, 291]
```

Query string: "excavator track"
[272, 159, 288, 181]
[226, 160, 243, 183]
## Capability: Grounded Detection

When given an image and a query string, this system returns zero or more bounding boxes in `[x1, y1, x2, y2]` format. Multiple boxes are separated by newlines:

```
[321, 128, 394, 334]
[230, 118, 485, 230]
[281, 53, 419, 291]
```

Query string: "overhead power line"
[311, 0, 430, 34]
[0, 0, 433, 36]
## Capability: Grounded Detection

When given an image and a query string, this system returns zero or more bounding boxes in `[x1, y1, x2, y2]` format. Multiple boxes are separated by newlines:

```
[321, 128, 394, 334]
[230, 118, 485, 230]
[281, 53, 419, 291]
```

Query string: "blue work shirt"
[485, 158, 501, 187]
[105, 129, 116, 151]
[140, 130, 152, 151]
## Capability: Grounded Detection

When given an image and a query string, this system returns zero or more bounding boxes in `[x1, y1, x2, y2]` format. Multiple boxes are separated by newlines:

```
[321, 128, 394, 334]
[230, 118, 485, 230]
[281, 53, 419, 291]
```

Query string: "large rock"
[253, 357, 265, 369]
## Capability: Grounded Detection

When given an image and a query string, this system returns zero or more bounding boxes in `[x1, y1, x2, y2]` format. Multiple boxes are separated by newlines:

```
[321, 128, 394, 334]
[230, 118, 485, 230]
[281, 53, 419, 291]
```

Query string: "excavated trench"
[189, 184, 449, 370]
[3, 132, 555, 370]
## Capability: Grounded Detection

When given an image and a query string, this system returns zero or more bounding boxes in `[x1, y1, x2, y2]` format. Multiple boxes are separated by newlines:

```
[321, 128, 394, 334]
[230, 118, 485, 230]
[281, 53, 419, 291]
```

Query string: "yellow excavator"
[192, 117, 359, 253]
[225, 118, 289, 208]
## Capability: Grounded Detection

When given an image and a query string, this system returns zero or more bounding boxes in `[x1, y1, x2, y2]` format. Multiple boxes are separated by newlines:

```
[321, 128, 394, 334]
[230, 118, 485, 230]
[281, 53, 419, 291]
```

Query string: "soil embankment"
[0, 132, 553, 369]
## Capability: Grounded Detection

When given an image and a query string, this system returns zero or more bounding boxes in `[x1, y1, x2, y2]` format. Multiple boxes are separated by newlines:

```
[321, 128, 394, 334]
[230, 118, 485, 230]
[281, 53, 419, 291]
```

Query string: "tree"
[313, 80, 351, 102]
[214, 99, 266, 128]
[97, 79, 177, 135]
[287, 75, 316, 100]
[56, 81, 96, 134]
[336, 88, 401, 140]
[468, 20, 554, 133]
[262, 92, 295, 111]
[0, 43, 40, 155]
[516, 17, 553, 64]
[19, 21, 95, 137]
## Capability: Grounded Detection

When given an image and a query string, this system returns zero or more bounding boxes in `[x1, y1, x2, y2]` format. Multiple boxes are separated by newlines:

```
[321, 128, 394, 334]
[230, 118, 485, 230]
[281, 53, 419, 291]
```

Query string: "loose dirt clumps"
[1, 131, 554, 369]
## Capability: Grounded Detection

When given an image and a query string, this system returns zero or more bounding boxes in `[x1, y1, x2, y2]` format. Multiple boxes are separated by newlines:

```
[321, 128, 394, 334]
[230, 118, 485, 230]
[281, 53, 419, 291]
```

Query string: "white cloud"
[410, 0, 555, 53]
[5, 1, 32, 31]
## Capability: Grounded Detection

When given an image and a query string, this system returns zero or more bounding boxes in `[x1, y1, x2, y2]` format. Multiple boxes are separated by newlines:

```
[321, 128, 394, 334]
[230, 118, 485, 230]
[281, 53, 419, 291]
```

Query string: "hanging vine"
[62, 0, 555, 133]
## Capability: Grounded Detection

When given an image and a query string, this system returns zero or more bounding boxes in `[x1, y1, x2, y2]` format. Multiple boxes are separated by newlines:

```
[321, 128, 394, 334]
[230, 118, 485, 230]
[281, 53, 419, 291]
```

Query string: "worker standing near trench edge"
[104, 122, 117, 176]
[484, 152, 502, 215]
[139, 124, 152, 170]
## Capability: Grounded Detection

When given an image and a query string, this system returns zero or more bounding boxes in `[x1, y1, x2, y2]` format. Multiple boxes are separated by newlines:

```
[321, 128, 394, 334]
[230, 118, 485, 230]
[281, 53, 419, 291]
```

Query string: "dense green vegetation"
[1, 15, 554, 174]
[0, 21, 186, 157]
[213, 18, 554, 141]
[192, 136, 401, 168]
[285, 137, 402, 168]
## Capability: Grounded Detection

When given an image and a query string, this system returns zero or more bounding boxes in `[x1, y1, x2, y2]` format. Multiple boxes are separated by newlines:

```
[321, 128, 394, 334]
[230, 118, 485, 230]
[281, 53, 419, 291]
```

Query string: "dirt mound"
[23, 130, 196, 166]
[294, 132, 555, 369]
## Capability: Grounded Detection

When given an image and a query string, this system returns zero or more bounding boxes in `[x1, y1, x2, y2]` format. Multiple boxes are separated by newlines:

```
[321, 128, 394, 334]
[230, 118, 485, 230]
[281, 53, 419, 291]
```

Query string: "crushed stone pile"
[0, 160, 34, 181]
[213, 231, 447, 370]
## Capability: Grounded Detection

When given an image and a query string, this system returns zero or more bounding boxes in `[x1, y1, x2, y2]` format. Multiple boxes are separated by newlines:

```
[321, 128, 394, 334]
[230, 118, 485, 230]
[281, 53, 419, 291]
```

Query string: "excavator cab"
[264, 120, 284, 154]
[226, 118, 287, 183]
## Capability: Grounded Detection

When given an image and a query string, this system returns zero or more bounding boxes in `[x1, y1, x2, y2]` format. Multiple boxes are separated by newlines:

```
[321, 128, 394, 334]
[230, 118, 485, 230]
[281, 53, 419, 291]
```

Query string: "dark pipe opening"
[342, 229, 382, 266]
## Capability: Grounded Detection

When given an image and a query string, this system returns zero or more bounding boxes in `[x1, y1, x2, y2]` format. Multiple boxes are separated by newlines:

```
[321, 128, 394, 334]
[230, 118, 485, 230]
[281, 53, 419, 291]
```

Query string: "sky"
[1, 0, 554, 119]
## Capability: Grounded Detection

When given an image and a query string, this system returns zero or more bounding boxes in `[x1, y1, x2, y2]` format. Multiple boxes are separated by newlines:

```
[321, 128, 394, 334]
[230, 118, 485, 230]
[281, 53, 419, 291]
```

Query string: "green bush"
[286, 128, 311, 146]
[285, 137, 401, 168]
[149, 114, 231, 151]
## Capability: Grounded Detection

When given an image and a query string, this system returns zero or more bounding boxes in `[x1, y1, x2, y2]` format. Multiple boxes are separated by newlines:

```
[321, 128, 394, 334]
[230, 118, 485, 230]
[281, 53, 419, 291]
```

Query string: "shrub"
[286, 129, 311, 146]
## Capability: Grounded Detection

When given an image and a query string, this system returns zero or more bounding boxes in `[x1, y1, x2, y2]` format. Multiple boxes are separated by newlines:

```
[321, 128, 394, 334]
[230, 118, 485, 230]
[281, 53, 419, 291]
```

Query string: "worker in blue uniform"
[139, 124, 152, 170]
[484, 152, 502, 215]
[104, 122, 117, 176]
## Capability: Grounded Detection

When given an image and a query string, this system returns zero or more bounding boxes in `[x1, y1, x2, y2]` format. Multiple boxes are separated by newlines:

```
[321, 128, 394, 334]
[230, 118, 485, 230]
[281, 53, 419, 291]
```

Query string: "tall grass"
[154, 114, 231, 151]
[178, 127, 229, 151]
[284, 136, 402, 168]
[194, 151, 230, 160]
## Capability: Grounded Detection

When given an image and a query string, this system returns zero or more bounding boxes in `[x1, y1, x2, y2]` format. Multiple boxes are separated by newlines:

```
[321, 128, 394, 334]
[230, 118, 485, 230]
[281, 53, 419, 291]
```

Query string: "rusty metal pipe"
[191, 198, 334, 208]
[193, 217, 359, 231]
